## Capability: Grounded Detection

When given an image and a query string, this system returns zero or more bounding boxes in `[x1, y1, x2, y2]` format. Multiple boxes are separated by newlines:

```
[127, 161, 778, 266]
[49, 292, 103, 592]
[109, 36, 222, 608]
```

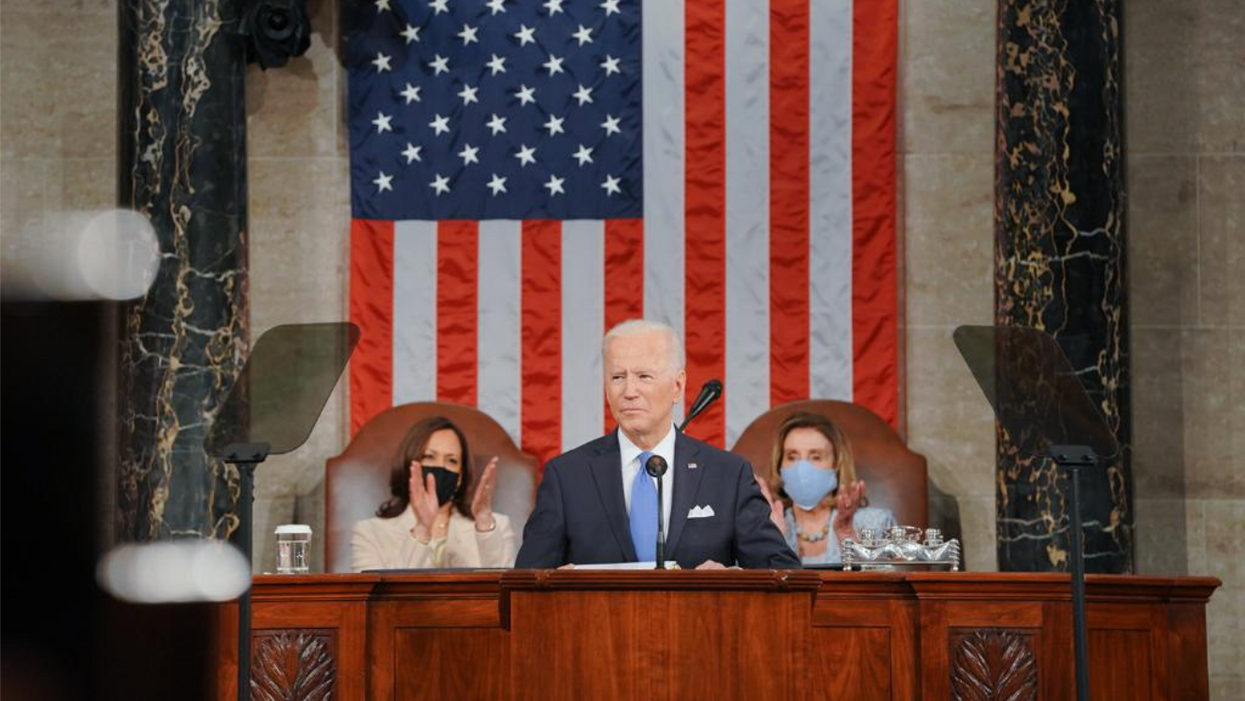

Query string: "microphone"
[645, 455, 669, 569]
[678, 379, 723, 432]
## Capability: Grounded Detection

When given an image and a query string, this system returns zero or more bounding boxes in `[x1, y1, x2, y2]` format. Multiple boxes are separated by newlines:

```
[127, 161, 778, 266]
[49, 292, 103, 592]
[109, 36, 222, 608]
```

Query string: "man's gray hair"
[602, 319, 686, 373]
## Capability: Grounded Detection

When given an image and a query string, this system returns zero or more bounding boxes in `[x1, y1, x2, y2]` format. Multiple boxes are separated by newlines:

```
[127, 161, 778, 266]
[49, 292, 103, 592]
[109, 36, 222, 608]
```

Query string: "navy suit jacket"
[515, 430, 801, 569]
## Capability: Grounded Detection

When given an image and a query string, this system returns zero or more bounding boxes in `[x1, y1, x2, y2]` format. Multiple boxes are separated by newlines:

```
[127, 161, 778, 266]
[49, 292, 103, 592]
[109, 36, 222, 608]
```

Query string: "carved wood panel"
[251, 629, 337, 701]
[949, 629, 1037, 701]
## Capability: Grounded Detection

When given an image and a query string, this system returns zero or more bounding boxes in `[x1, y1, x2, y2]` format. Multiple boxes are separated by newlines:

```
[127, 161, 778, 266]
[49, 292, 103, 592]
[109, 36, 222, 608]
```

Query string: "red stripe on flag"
[437, 221, 478, 406]
[521, 220, 562, 469]
[851, 0, 899, 427]
[349, 219, 395, 436]
[603, 219, 644, 435]
[769, 0, 811, 406]
[684, 0, 727, 447]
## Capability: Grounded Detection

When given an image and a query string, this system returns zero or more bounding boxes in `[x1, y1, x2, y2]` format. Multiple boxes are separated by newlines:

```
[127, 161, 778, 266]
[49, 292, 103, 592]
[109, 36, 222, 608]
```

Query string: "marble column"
[116, 0, 249, 543]
[994, 0, 1133, 572]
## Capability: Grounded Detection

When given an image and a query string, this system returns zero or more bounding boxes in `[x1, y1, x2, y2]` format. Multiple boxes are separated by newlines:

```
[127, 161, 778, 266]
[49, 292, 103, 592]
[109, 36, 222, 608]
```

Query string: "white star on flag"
[458, 143, 480, 165]
[514, 25, 536, 46]
[458, 24, 479, 45]
[544, 174, 566, 195]
[486, 113, 507, 135]
[372, 52, 392, 72]
[429, 114, 451, 135]
[486, 54, 507, 75]
[429, 54, 450, 75]
[515, 84, 536, 106]
[601, 174, 621, 195]
[400, 24, 420, 44]
[601, 0, 620, 16]
[601, 114, 621, 136]
[543, 0, 564, 16]
[402, 143, 422, 163]
[543, 55, 565, 76]
[543, 114, 565, 136]
[487, 173, 508, 195]
[514, 144, 537, 167]
[429, 174, 451, 195]
[572, 144, 594, 166]
[400, 83, 421, 104]
[429, 0, 449, 15]
[486, 0, 506, 14]
[458, 84, 479, 105]
[373, 171, 393, 192]
[600, 55, 621, 76]
[375, 0, 391, 12]
[572, 84, 593, 106]
[572, 25, 593, 46]
[372, 112, 393, 133]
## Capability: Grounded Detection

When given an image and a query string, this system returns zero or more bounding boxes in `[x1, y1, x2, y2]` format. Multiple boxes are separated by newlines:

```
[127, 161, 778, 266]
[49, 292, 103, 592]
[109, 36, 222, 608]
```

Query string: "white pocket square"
[688, 505, 716, 519]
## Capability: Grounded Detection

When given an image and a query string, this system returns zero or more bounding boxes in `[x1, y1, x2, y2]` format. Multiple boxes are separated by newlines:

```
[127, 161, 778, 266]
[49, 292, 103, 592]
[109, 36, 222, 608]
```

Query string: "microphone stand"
[645, 455, 669, 570]
[655, 477, 666, 569]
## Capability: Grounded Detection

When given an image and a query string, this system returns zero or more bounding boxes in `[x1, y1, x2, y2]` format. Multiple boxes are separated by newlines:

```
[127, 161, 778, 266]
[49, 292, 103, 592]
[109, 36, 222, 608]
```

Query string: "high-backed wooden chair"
[731, 400, 928, 528]
[325, 402, 540, 573]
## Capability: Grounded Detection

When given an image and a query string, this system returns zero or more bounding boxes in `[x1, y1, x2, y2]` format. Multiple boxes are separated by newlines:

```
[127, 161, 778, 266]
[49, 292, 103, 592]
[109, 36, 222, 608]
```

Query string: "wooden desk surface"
[216, 571, 1219, 701]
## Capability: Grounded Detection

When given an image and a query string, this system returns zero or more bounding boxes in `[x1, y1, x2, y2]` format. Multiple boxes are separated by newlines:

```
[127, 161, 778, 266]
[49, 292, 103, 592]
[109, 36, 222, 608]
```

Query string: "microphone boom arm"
[679, 379, 723, 432]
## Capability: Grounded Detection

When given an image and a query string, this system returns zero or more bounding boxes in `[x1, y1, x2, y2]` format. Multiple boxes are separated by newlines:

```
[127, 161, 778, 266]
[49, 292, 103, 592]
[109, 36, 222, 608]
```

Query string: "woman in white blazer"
[351, 416, 519, 571]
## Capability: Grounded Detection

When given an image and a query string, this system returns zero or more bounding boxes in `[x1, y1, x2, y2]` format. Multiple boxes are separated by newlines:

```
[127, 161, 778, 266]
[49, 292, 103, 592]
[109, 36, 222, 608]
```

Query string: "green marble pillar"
[994, 0, 1133, 572]
[116, 0, 249, 543]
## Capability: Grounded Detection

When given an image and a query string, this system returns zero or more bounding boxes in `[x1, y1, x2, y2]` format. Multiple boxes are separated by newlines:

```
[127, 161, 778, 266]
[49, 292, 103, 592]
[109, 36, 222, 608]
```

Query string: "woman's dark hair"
[376, 416, 474, 519]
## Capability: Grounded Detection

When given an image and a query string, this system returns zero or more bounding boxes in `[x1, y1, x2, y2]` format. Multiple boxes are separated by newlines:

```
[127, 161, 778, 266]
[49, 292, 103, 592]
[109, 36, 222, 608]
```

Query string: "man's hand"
[695, 560, 727, 570]
[756, 477, 787, 536]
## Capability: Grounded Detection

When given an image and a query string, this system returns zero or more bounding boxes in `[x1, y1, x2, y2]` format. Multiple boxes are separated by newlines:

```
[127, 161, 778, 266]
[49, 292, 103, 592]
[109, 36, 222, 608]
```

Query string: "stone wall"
[1126, 1, 1244, 696]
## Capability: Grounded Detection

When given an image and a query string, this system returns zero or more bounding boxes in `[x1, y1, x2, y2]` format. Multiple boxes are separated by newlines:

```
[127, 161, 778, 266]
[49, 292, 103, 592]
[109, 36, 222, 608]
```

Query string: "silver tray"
[841, 526, 961, 571]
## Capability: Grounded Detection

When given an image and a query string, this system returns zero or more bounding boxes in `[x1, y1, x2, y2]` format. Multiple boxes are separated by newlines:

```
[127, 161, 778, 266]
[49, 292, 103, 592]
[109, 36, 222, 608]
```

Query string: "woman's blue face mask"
[780, 459, 837, 510]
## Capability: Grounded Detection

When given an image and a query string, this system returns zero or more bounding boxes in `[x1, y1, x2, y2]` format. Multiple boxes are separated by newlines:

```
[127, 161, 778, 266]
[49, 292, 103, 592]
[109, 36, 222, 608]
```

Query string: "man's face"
[604, 331, 686, 442]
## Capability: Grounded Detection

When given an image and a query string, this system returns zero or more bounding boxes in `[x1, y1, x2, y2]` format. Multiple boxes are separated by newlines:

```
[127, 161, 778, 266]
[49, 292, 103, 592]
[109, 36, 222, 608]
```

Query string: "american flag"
[346, 0, 898, 468]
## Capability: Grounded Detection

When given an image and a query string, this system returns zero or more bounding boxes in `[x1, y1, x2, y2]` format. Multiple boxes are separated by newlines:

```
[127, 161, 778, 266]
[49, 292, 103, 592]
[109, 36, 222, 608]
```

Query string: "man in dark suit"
[516, 319, 799, 569]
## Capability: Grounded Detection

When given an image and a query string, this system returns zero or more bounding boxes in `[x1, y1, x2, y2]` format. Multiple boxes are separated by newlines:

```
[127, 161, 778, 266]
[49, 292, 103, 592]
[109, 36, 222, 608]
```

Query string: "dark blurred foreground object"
[0, 302, 215, 700]
[238, 0, 311, 69]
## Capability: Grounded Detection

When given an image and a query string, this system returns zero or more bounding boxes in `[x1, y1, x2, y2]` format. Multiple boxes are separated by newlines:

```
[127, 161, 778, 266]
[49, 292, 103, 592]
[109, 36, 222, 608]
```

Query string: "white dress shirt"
[618, 424, 676, 538]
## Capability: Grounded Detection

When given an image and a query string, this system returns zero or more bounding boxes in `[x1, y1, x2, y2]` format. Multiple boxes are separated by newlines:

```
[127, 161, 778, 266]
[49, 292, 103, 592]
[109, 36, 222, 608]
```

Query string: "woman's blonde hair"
[769, 412, 862, 505]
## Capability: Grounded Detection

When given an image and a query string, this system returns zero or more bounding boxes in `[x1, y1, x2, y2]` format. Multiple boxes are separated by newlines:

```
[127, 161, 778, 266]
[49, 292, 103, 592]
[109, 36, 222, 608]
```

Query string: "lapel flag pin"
[688, 462, 698, 470]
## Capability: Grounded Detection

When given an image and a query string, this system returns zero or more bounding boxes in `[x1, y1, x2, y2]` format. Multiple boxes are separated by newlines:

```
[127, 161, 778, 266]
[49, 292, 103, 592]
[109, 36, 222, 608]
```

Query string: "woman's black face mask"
[419, 465, 460, 505]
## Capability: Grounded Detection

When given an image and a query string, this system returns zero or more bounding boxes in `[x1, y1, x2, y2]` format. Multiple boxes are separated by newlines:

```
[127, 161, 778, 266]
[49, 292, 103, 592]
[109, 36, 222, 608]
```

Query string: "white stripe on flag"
[809, 0, 854, 401]
[392, 220, 437, 404]
[724, 0, 770, 446]
[561, 220, 605, 452]
[642, 0, 686, 426]
[478, 220, 522, 444]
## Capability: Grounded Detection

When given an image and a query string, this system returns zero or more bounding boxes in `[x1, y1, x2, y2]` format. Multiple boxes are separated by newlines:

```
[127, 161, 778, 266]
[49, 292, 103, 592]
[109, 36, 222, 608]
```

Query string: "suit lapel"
[665, 432, 704, 558]
[587, 432, 638, 562]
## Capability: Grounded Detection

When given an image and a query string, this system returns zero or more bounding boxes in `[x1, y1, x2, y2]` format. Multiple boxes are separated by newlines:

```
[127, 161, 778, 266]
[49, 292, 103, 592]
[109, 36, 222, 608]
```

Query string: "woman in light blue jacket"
[758, 412, 895, 565]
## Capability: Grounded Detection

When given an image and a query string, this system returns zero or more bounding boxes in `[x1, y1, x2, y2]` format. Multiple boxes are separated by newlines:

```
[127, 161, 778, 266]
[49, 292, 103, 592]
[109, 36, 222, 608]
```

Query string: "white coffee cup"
[274, 524, 312, 574]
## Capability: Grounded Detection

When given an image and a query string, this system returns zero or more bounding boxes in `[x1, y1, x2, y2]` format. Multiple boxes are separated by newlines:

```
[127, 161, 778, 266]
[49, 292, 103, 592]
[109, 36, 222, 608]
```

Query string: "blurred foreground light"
[96, 540, 251, 604]
[1, 208, 159, 301]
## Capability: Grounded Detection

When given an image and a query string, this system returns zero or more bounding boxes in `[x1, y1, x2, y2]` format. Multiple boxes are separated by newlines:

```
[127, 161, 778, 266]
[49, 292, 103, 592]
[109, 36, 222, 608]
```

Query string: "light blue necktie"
[629, 451, 657, 562]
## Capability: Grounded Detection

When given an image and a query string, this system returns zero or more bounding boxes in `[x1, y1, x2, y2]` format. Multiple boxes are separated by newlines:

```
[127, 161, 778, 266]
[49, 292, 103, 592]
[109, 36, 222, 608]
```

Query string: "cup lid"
[274, 524, 312, 535]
